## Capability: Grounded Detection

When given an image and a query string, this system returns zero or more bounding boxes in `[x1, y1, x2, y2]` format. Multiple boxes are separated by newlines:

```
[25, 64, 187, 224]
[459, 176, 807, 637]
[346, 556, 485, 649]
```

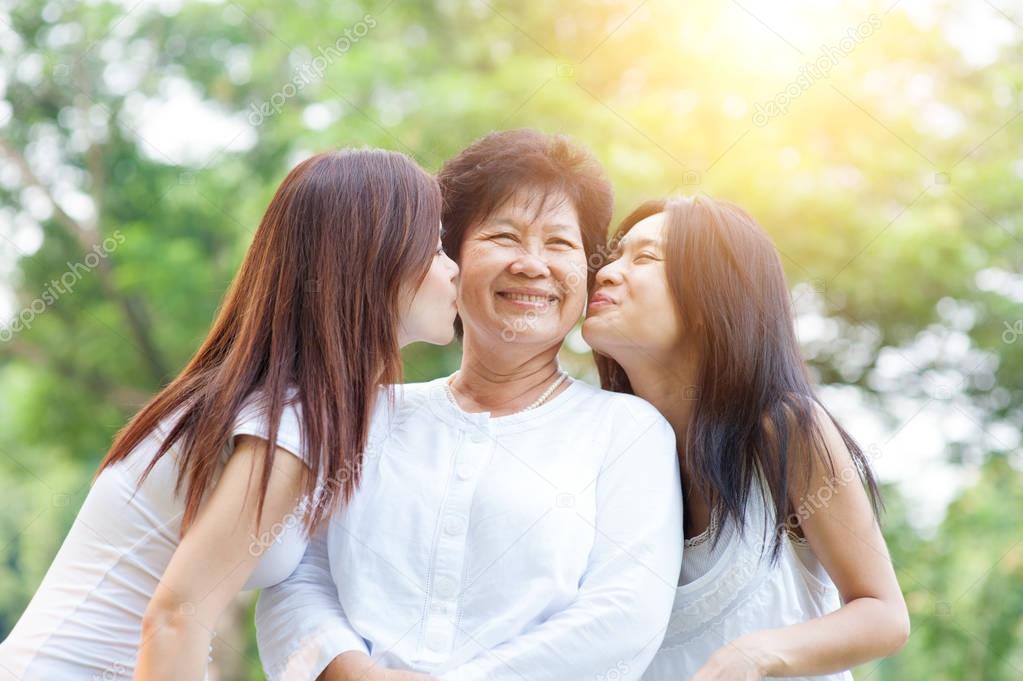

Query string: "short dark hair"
[437, 128, 613, 296]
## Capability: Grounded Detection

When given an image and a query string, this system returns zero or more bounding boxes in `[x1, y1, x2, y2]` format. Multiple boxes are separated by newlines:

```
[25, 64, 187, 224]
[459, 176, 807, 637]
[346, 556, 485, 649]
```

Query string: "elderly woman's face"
[457, 189, 587, 348]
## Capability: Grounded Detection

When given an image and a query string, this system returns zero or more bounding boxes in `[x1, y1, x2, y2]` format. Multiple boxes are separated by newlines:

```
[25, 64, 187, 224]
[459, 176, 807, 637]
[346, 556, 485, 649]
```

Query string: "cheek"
[454, 260, 485, 300]
[415, 265, 441, 302]
[653, 286, 676, 319]
[628, 275, 676, 337]
[457, 244, 500, 296]
[557, 253, 589, 303]
[453, 260, 495, 323]
[431, 261, 451, 291]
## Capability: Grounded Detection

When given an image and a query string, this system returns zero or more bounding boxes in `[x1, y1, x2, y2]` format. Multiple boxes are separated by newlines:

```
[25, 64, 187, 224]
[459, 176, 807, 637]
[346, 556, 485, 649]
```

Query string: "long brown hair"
[595, 196, 882, 561]
[97, 149, 441, 537]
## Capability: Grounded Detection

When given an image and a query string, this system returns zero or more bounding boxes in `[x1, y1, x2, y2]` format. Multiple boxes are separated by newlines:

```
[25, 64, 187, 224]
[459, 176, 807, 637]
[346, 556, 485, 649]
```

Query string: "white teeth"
[502, 293, 554, 303]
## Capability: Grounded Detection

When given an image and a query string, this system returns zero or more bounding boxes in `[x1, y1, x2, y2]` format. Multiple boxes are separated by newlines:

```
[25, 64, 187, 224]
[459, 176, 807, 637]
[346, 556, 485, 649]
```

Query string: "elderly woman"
[254, 130, 685, 681]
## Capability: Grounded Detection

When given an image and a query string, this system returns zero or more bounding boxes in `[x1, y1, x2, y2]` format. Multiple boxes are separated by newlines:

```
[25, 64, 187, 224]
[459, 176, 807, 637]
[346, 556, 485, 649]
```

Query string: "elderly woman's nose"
[508, 249, 551, 277]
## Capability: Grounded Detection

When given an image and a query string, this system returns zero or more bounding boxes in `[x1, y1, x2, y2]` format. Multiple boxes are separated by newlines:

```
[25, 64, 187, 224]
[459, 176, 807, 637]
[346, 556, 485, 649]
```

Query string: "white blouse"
[255, 376, 684, 681]
[0, 391, 314, 681]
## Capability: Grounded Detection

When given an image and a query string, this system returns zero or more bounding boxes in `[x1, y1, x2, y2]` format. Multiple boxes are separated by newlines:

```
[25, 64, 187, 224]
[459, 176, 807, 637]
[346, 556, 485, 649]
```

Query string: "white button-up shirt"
[256, 376, 683, 681]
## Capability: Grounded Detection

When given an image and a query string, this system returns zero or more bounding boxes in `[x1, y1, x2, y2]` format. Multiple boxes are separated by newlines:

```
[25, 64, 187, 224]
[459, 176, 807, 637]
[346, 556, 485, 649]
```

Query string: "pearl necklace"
[444, 371, 570, 416]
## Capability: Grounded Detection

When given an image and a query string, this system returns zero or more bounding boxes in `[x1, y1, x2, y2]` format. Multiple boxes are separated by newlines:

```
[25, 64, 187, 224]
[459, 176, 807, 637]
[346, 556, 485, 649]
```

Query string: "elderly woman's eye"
[549, 238, 577, 248]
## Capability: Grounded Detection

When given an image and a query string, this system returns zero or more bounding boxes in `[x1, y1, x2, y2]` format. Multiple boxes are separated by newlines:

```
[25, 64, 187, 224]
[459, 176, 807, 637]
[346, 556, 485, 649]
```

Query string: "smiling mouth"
[497, 292, 559, 304]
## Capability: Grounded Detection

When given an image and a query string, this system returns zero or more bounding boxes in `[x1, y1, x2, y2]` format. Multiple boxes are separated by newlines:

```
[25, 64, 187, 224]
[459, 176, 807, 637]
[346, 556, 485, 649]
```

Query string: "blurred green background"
[1, 0, 1021, 678]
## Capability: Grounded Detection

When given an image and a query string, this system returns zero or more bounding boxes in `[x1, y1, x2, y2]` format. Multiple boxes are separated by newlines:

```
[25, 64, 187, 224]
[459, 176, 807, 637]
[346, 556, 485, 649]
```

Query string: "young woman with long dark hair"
[583, 196, 909, 680]
[0, 149, 459, 681]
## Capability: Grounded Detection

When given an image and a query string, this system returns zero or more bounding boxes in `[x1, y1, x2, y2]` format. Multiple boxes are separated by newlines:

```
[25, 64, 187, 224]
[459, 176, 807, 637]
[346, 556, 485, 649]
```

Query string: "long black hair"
[595, 196, 883, 561]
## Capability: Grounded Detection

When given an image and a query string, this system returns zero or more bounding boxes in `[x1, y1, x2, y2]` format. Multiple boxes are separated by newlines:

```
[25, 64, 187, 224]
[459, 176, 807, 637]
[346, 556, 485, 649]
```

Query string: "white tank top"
[0, 391, 314, 681]
[643, 474, 853, 681]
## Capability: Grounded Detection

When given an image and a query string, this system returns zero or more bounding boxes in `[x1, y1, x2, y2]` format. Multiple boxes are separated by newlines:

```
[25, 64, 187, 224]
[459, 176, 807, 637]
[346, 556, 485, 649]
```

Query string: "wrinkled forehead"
[479, 186, 581, 234]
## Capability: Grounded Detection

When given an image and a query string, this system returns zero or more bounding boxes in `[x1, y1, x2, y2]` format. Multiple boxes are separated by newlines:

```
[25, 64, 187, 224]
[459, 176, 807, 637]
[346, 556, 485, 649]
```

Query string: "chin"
[580, 320, 613, 353]
[431, 327, 456, 345]
[500, 327, 562, 346]
[581, 315, 602, 334]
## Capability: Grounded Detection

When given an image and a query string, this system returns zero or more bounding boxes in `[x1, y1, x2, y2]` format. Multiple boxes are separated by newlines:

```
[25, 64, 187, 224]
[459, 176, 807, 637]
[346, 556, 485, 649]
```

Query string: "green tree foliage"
[1, 0, 1021, 678]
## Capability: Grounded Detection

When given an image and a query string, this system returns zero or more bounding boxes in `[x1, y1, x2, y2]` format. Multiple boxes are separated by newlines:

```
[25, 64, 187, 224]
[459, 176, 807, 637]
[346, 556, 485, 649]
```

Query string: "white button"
[430, 600, 453, 613]
[434, 576, 457, 598]
[470, 428, 488, 443]
[456, 464, 473, 480]
[444, 516, 467, 535]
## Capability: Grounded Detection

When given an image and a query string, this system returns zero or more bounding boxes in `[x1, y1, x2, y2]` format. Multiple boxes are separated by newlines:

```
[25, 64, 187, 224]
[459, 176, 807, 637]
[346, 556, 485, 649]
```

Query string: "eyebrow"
[481, 217, 523, 231]
[485, 218, 581, 235]
[616, 236, 662, 251]
[547, 223, 579, 232]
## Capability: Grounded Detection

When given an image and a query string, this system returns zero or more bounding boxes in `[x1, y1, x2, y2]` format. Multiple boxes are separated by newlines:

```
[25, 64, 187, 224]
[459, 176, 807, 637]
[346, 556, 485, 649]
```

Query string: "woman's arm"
[134, 435, 309, 681]
[318, 654, 438, 681]
[255, 524, 385, 681]
[692, 406, 911, 680]
[440, 412, 684, 681]
[254, 490, 437, 681]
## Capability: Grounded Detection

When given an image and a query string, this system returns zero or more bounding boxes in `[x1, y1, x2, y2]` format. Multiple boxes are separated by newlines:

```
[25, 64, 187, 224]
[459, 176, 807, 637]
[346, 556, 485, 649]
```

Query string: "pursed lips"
[588, 290, 616, 308]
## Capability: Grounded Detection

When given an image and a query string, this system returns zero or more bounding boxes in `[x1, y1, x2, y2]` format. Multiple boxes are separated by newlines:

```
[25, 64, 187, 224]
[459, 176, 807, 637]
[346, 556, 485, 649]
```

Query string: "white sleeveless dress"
[642, 474, 853, 681]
